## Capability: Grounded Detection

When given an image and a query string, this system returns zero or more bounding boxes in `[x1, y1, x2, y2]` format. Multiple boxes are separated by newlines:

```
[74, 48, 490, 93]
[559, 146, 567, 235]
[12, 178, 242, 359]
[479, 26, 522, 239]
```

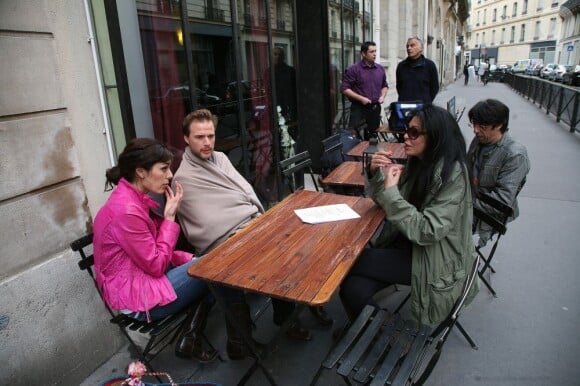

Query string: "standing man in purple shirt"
[341, 41, 389, 140]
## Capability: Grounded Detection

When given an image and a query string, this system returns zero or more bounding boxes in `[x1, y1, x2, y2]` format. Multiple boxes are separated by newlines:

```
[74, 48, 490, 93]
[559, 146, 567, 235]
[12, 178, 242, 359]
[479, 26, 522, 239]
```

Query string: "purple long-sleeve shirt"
[341, 60, 388, 103]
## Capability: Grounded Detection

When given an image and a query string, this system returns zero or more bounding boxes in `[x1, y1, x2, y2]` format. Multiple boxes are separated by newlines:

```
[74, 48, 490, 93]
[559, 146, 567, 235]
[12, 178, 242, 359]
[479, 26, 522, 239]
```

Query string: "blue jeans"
[131, 259, 244, 321]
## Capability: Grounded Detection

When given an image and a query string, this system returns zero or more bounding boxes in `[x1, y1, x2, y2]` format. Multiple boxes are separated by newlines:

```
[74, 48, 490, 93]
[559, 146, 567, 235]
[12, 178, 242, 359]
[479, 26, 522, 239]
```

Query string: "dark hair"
[468, 99, 510, 133]
[105, 138, 173, 190]
[361, 41, 376, 53]
[182, 108, 217, 136]
[404, 105, 467, 208]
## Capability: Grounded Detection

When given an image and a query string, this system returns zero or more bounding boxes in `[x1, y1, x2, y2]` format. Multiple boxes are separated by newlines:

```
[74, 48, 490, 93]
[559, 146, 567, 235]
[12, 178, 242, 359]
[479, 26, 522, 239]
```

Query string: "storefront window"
[328, 0, 373, 133]
[135, 0, 298, 204]
[137, 0, 189, 152]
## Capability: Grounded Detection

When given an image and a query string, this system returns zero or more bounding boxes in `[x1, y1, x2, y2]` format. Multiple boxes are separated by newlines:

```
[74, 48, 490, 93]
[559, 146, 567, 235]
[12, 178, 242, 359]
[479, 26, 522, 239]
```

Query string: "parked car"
[550, 65, 571, 82]
[525, 63, 543, 76]
[540, 63, 558, 79]
[562, 65, 580, 86]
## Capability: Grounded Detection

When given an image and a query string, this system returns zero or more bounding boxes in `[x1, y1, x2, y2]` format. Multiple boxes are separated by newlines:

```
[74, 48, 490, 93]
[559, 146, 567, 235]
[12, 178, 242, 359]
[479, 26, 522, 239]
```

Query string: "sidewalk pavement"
[82, 79, 580, 386]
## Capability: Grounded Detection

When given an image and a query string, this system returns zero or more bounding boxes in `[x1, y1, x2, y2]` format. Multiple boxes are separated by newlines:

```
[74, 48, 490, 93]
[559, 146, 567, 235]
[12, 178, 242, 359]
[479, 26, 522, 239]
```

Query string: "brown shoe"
[285, 321, 312, 341]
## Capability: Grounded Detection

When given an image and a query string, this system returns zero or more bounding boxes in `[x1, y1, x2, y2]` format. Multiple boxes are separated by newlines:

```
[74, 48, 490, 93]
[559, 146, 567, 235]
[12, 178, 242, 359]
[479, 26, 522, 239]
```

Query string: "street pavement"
[82, 78, 580, 386]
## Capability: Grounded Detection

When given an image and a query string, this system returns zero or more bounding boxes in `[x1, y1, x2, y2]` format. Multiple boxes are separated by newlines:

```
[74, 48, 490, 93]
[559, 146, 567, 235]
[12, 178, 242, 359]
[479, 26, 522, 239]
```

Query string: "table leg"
[207, 284, 278, 386]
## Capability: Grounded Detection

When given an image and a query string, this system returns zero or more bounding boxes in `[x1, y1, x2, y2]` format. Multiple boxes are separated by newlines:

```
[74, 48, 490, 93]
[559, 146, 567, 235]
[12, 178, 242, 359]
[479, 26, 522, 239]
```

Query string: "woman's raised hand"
[164, 181, 183, 221]
[369, 150, 393, 175]
[385, 165, 404, 189]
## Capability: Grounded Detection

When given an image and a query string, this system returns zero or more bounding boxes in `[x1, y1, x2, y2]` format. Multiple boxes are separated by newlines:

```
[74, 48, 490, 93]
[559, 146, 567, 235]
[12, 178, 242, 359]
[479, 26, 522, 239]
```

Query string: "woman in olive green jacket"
[340, 105, 478, 326]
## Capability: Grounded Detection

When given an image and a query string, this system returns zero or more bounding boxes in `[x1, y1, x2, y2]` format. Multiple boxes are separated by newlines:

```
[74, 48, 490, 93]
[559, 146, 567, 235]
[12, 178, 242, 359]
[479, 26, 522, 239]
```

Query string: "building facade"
[1, 1, 472, 384]
[559, 0, 580, 65]
[466, 0, 563, 66]
[1, 0, 382, 384]
[379, 1, 470, 94]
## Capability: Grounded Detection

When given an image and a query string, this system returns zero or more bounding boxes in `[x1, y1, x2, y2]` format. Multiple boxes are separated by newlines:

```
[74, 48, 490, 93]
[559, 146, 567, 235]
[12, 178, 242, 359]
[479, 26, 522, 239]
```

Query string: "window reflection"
[134, 0, 372, 204]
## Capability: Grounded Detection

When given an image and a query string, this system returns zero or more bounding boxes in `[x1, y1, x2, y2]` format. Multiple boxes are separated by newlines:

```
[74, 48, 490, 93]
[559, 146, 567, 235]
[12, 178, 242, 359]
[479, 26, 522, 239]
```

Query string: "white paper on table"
[294, 203, 360, 224]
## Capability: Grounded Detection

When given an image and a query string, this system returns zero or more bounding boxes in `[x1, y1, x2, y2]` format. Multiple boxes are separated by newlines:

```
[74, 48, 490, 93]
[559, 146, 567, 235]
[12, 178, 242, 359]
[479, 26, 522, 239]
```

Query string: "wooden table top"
[347, 141, 407, 161]
[321, 161, 364, 188]
[187, 190, 384, 306]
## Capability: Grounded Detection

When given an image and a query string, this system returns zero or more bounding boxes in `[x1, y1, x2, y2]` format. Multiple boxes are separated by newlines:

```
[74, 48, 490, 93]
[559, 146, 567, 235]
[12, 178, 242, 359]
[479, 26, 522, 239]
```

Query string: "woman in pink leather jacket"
[92, 138, 217, 362]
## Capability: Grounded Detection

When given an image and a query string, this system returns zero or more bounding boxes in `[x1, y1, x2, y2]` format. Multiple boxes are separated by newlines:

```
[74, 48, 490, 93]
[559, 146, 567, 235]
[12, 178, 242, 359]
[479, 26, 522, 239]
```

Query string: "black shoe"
[285, 321, 312, 341]
[309, 306, 334, 326]
[175, 336, 218, 363]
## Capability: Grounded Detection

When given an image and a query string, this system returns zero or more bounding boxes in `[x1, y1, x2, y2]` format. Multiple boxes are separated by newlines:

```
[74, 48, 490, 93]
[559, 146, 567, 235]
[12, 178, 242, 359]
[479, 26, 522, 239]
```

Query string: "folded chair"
[279, 150, 319, 192]
[311, 254, 479, 386]
[70, 234, 192, 379]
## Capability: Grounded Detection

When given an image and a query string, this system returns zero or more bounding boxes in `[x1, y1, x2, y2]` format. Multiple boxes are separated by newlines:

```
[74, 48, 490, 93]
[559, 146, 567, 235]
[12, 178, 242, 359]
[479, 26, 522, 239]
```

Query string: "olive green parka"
[367, 160, 479, 326]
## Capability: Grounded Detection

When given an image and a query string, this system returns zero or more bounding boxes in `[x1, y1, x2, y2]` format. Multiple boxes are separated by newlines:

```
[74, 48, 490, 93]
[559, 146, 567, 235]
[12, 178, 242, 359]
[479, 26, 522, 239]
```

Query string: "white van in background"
[512, 59, 542, 73]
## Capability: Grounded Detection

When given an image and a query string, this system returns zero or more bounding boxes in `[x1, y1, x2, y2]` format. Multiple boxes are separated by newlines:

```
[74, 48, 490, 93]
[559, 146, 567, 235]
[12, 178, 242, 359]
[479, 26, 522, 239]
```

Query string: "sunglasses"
[405, 126, 425, 140]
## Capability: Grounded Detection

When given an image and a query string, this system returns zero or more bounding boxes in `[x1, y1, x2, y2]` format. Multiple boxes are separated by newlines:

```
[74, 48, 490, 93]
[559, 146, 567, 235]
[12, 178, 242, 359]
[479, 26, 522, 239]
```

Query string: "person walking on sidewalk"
[396, 36, 439, 104]
[463, 60, 470, 86]
[341, 41, 389, 140]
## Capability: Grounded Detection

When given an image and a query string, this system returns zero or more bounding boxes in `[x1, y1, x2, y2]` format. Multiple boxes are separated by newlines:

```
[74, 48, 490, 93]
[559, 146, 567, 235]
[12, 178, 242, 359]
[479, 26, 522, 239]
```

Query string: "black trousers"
[349, 102, 382, 140]
[340, 245, 412, 318]
[271, 299, 296, 325]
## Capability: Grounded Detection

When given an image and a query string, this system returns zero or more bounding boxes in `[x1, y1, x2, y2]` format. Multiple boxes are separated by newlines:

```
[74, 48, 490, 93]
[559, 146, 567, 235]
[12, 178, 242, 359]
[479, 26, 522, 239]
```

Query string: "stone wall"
[0, 0, 121, 384]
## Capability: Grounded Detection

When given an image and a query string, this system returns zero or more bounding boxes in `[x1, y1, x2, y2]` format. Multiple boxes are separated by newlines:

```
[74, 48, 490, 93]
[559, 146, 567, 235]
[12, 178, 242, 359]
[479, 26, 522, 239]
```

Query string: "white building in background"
[559, 0, 580, 65]
[379, 1, 470, 94]
[466, 0, 563, 67]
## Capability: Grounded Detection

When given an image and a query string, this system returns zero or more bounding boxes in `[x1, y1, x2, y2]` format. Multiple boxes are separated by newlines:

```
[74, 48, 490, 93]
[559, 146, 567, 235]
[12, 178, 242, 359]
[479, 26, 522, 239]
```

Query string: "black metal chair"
[311, 254, 480, 386]
[473, 177, 526, 297]
[279, 150, 319, 193]
[70, 234, 193, 379]
[320, 133, 345, 178]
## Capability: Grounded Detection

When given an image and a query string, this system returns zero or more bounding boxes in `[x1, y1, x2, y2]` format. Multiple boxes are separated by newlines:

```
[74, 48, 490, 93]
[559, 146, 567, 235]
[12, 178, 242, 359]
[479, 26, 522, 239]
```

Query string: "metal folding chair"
[473, 192, 514, 297]
[311, 255, 480, 386]
[278, 150, 319, 192]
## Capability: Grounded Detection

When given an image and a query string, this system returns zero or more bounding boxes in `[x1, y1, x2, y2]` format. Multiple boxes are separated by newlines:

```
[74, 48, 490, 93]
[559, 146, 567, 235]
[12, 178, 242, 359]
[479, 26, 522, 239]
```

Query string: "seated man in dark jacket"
[466, 99, 530, 246]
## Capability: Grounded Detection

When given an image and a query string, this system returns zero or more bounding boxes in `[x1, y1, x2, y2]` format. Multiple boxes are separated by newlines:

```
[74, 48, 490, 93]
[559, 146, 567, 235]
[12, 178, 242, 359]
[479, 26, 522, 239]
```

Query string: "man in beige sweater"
[174, 109, 332, 358]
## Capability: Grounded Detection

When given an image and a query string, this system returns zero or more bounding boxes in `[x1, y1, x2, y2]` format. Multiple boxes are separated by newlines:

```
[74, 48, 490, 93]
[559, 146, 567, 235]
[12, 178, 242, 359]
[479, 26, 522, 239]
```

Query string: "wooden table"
[321, 161, 365, 192]
[347, 141, 407, 162]
[189, 189, 384, 304]
[188, 190, 384, 384]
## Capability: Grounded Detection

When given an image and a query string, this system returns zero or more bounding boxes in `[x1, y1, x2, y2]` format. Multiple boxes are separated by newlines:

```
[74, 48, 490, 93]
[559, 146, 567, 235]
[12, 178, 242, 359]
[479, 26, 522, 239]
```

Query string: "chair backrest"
[70, 233, 96, 278]
[473, 191, 515, 236]
[408, 253, 480, 385]
[279, 150, 319, 193]
[321, 133, 343, 157]
[474, 176, 527, 236]
[430, 253, 479, 341]
[333, 107, 350, 130]
[320, 134, 345, 177]
[70, 233, 116, 317]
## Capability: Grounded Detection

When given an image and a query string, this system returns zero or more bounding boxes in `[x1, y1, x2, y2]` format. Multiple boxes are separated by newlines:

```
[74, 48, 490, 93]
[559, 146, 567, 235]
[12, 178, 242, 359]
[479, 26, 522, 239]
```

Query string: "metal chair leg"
[456, 321, 478, 350]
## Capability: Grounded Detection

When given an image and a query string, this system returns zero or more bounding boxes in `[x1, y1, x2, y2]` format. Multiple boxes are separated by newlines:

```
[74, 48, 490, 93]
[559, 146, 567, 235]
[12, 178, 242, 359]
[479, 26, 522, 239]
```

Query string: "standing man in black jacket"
[396, 36, 439, 104]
